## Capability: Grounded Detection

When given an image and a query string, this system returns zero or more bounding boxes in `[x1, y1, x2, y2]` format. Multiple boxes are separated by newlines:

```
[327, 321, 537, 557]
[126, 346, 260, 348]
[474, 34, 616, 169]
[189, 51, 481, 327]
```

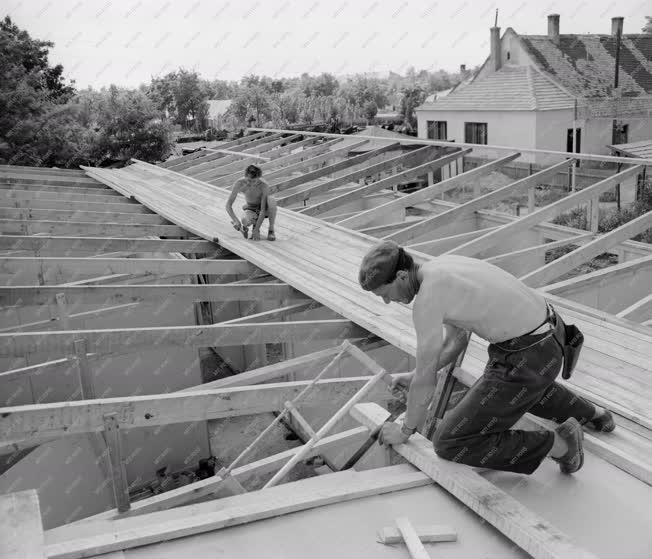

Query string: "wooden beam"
[72, 426, 371, 522]
[0, 185, 127, 201]
[0, 207, 168, 225]
[385, 159, 574, 244]
[377, 524, 457, 544]
[163, 132, 271, 171]
[301, 148, 473, 216]
[0, 377, 391, 447]
[617, 293, 652, 322]
[0, 184, 119, 196]
[270, 142, 399, 195]
[0, 319, 368, 358]
[276, 144, 431, 206]
[0, 490, 45, 559]
[395, 517, 430, 559]
[0, 235, 216, 254]
[447, 165, 643, 257]
[8, 198, 153, 214]
[0, 219, 188, 238]
[351, 403, 598, 559]
[540, 254, 652, 295]
[0, 283, 307, 306]
[359, 219, 426, 237]
[0, 257, 257, 279]
[208, 138, 349, 188]
[406, 226, 499, 256]
[103, 414, 130, 513]
[521, 210, 652, 287]
[337, 152, 521, 229]
[44, 465, 431, 559]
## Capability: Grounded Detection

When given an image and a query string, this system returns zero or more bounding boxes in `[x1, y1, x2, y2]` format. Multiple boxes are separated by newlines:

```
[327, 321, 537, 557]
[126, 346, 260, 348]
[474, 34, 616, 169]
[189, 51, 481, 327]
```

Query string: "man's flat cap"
[358, 240, 401, 291]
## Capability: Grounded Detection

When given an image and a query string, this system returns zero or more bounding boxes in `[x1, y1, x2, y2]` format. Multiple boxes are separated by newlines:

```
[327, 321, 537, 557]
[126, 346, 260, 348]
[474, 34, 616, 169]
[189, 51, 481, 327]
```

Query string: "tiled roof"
[520, 34, 652, 97]
[416, 65, 574, 111]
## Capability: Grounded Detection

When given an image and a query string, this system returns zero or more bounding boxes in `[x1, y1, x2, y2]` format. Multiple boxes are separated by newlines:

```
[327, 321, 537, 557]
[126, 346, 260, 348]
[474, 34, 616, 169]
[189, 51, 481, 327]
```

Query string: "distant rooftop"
[416, 65, 574, 111]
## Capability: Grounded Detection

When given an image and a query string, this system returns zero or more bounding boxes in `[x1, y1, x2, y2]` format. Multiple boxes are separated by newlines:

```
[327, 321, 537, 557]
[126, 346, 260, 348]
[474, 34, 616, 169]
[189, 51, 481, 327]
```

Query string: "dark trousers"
[432, 311, 596, 474]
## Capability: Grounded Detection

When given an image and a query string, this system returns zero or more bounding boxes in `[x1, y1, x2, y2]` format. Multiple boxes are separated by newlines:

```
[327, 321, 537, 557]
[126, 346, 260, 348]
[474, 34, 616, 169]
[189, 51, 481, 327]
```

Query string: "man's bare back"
[415, 255, 548, 343]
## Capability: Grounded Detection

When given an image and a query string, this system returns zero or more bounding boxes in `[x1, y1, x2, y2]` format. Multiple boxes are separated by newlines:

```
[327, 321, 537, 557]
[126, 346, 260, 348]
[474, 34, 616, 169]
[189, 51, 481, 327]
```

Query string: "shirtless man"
[358, 240, 615, 475]
[226, 164, 277, 241]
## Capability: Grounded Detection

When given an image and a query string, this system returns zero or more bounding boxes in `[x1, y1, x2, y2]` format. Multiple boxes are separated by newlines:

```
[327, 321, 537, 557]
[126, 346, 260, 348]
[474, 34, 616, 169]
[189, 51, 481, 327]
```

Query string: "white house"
[416, 15, 652, 166]
[206, 99, 233, 129]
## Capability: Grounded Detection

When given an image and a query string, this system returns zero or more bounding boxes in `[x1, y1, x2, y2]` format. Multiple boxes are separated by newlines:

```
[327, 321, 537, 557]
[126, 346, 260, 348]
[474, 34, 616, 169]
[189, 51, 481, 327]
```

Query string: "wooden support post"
[284, 400, 316, 437]
[395, 517, 431, 559]
[73, 338, 94, 399]
[589, 195, 600, 233]
[55, 292, 70, 329]
[528, 186, 536, 214]
[103, 413, 130, 513]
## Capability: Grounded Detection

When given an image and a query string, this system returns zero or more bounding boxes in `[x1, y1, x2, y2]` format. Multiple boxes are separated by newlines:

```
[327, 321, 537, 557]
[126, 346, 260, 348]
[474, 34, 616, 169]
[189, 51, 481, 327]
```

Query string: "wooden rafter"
[446, 165, 643, 257]
[300, 148, 473, 216]
[521, 211, 652, 287]
[385, 158, 574, 244]
[337, 152, 521, 229]
[0, 319, 368, 358]
[0, 219, 189, 238]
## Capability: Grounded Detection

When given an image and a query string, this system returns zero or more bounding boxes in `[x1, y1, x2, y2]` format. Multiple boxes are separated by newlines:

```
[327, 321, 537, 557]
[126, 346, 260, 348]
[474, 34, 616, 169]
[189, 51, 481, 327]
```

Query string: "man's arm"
[403, 294, 446, 431]
[226, 181, 242, 224]
[253, 183, 269, 233]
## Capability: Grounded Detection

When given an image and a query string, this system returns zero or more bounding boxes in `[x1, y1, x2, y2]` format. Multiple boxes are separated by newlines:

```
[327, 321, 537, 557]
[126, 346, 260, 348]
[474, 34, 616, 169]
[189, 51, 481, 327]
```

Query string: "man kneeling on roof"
[358, 240, 615, 475]
[226, 164, 277, 241]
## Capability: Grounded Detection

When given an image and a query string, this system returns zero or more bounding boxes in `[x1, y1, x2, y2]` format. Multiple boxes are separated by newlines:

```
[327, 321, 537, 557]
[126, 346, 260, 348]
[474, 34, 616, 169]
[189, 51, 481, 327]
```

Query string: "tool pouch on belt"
[561, 323, 584, 380]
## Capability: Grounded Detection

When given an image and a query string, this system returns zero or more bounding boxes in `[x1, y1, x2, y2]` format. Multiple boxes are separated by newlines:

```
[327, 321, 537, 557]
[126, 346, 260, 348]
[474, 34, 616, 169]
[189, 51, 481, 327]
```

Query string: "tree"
[644, 16, 652, 33]
[400, 86, 426, 132]
[173, 69, 209, 129]
[0, 16, 76, 163]
[363, 100, 378, 122]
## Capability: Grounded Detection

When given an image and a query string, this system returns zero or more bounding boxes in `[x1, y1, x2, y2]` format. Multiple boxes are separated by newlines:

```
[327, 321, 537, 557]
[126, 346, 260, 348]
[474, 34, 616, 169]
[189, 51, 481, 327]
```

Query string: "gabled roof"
[519, 34, 652, 98]
[608, 138, 652, 158]
[416, 65, 574, 112]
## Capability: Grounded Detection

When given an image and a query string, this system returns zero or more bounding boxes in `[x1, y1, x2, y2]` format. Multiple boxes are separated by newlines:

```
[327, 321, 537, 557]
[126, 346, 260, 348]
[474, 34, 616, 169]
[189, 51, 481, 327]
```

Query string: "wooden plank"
[0, 219, 188, 238]
[1, 189, 129, 203]
[0, 376, 391, 452]
[338, 152, 521, 229]
[300, 148, 473, 216]
[407, 226, 499, 256]
[72, 426, 371, 522]
[44, 465, 431, 559]
[0, 184, 119, 196]
[0, 489, 45, 559]
[447, 165, 643, 257]
[521, 210, 652, 287]
[0, 283, 305, 306]
[0, 207, 168, 224]
[0, 319, 367, 359]
[8, 198, 153, 214]
[103, 414, 130, 513]
[385, 159, 574, 244]
[351, 403, 598, 559]
[395, 517, 431, 559]
[377, 524, 457, 544]
[0, 235, 217, 254]
[276, 144, 430, 206]
[0, 257, 256, 279]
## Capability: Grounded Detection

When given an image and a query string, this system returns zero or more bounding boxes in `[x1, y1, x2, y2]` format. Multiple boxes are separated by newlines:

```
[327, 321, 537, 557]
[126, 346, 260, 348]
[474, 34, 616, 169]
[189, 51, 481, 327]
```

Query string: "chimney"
[611, 17, 624, 36]
[547, 14, 560, 45]
[490, 27, 501, 72]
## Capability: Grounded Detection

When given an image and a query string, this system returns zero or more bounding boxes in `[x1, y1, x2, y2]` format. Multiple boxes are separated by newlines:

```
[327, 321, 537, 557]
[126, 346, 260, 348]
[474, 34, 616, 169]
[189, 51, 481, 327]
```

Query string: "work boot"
[551, 417, 584, 474]
[267, 230, 276, 241]
[587, 409, 616, 433]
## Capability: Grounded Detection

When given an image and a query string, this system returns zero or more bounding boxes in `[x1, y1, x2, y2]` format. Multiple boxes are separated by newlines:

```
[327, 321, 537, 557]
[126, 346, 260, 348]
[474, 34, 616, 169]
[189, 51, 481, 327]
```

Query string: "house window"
[427, 120, 447, 140]
[464, 122, 488, 144]
[612, 123, 628, 145]
[566, 128, 582, 167]
[507, 51, 511, 60]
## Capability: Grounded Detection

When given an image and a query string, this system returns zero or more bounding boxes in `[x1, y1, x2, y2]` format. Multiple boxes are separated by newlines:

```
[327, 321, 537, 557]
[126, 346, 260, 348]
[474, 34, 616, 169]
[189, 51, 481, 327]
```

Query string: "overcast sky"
[6, 0, 650, 89]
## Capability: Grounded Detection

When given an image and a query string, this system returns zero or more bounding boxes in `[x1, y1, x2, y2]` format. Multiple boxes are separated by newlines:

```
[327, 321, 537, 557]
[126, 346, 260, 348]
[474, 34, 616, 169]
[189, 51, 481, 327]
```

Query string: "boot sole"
[556, 418, 584, 474]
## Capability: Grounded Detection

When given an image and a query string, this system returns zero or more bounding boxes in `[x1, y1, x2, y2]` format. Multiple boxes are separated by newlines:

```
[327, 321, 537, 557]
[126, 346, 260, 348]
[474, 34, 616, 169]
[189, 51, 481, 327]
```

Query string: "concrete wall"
[417, 110, 537, 162]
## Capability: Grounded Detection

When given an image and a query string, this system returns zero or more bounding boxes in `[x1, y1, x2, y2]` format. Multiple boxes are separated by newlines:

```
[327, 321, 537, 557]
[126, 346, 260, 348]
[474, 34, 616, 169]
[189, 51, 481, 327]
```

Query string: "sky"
[5, 0, 650, 89]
